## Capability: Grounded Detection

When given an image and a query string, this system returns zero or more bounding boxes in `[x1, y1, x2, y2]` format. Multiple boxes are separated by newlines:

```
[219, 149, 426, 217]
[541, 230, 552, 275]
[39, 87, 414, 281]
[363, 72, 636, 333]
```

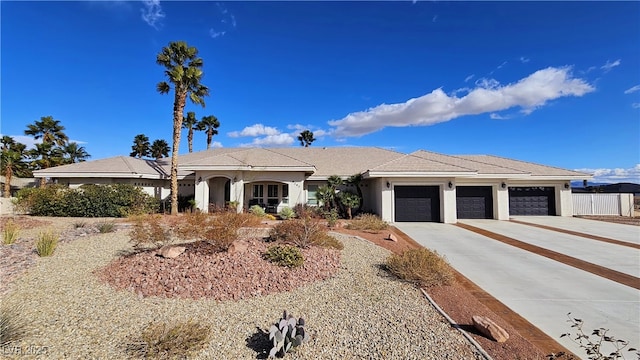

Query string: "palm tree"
[346, 173, 364, 213]
[298, 130, 315, 147]
[326, 175, 343, 210]
[62, 142, 90, 164]
[150, 139, 170, 160]
[1, 136, 31, 197]
[28, 142, 64, 187]
[338, 191, 360, 219]
[182, 111, 201, 153]
[156, 41, 210, 215]
[130, 134, 151, 158]
[199, 115, 219, 149]
[24, 116, 69, 146]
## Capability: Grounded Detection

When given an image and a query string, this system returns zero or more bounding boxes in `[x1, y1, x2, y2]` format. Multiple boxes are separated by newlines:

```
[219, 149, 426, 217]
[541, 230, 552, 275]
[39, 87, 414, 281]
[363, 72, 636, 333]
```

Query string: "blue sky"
[2, 1, 639, 183]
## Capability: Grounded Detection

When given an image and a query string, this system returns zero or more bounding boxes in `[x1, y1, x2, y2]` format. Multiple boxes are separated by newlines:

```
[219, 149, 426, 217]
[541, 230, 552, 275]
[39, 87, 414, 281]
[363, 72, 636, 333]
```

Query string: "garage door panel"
[395, 186, 440, 222]
[509, 187, 555, 216]
[457, 186, 493, 219]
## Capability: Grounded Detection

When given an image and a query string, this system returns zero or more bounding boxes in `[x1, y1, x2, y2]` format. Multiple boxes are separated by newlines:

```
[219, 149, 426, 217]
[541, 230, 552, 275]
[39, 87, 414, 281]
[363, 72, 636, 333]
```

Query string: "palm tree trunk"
[207, 130, 212, 149]
[170, 90, 187, 215]
[188, 128, 194, 153]
[40, 177, 46, 188]
[3, 167, 11, 198]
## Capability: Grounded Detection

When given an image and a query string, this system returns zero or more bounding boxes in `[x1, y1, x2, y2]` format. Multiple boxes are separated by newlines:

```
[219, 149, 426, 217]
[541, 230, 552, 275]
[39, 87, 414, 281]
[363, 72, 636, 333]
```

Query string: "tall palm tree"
[326, 175, 343, 210]
[182, 111, 201, 153]
[156, 41, 210, 215]
[62, 142, 90, 164]
[1, 136, 31, 197]
[24, 116, 68, 146]
[130, 134, 151, 158]
[199, 115, 219, 149]
[150, 139, 170, 160]
[297, 130, 315, 147]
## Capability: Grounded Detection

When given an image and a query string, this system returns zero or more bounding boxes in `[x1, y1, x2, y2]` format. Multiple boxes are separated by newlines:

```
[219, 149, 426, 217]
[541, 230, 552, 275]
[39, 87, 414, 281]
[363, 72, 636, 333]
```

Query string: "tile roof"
[456, 155, 590, 177]
[411, 151, 528, 175]
[33, 156, 189, 179]
[369, 153, 475, 174]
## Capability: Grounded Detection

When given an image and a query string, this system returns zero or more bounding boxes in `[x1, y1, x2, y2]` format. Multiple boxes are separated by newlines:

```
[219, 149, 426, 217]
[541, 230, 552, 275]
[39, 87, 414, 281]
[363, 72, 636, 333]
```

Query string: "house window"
[307, 185, 318, 205]
[253, 184, 263, 198]
[268, 184, 279, 198]
[282, 184, 289, 204]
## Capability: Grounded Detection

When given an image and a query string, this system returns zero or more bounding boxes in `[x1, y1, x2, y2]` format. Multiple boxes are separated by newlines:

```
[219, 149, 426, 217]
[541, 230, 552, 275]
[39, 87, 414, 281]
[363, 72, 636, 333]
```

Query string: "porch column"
[495, 183, 509, 220]
[442, 183, 456, 224]
[230, 178, 244, 212]
[557, 184, 573, 217]
[194, 173, 209, 213]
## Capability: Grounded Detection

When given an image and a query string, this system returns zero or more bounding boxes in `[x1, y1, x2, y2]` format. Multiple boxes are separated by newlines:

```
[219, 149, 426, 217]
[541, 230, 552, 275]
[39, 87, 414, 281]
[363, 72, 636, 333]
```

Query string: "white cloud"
[209, 2, 236, 39]
[601, 59, 621, 73]
[0, 135, 86, 149]
[489, 113, 511, 120]
[329, 66, 595, 137]
[519, 56, 530, 63]
[140, 0, 164, 29]
[496, 61, 507, 70]
[209, 30, 226, 38]
[287, 124, 331, 138]
[575, 164, 640, 184]
[211, 141, 223, 148]
[624, 85, 640, 94]
[228, 124, 280, 138]
[241, 134, 294, 147]
[464, 74, 474, 83]
[632, 103, 640, 109]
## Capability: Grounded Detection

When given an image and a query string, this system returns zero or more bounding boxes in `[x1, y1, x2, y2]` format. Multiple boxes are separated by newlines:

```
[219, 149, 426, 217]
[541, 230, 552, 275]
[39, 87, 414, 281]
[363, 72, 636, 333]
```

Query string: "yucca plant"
[35, 230, 58, 257]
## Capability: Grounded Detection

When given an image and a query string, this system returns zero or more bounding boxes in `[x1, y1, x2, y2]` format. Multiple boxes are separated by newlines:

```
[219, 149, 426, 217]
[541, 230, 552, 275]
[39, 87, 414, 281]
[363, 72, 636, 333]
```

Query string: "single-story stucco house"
[33, 147, 591, 223]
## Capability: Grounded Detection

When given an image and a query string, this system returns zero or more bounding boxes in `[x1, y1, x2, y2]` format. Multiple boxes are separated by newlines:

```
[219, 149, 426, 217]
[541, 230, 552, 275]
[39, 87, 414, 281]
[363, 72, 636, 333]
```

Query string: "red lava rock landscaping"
[96, 239, 341, 301]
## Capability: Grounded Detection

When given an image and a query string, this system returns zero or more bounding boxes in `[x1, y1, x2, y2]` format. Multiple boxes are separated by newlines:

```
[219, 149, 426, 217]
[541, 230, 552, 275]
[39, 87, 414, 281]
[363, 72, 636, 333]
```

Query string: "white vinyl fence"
[572, 193, 635, 217]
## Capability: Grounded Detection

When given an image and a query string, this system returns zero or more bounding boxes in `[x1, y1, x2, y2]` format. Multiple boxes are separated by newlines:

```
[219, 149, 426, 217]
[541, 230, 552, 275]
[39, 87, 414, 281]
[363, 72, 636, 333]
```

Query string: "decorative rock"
[472, 315, 509, 342]
[157, 245, 186, 259]
[228, 241, 248, 255]
[386, 234, 398, 242]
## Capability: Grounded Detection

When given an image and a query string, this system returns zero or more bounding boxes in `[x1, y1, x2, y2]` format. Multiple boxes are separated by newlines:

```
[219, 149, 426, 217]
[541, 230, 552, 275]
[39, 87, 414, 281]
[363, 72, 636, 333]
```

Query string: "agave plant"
[268, 310, 309, 358]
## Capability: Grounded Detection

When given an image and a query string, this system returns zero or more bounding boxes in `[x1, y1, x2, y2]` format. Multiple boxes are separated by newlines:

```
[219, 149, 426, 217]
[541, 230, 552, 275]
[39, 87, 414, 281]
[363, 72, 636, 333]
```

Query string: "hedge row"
[15, 184, 159, 217]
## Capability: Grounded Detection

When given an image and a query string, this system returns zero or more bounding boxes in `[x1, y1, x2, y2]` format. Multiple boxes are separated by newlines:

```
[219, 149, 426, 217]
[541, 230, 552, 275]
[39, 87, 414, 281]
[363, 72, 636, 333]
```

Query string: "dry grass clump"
[0, 303, 27, 346]
[96, 221, 116, 233]
[2, 219, 20, 245]
[345, 213, 388, 232]
[385, 248, 454, 288]
[127, 320, 211, 359]
[35, 230, 59, 257]
[269, 216, 343, 249]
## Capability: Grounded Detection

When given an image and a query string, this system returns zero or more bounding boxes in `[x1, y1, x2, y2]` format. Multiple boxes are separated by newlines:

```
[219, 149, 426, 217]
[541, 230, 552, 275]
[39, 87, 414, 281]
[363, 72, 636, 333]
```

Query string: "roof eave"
[365, 171, 477, 178]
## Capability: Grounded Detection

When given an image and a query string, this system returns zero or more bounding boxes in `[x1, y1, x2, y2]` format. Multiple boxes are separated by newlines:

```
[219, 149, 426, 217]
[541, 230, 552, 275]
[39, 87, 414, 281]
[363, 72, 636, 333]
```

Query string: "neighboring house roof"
[32, 148, 591, 181]
[33, 156, 190, 180]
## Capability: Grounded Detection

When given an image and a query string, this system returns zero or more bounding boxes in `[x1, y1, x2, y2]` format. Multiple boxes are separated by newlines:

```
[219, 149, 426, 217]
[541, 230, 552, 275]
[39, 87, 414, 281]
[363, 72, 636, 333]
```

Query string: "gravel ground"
[1, 222, 482, 359]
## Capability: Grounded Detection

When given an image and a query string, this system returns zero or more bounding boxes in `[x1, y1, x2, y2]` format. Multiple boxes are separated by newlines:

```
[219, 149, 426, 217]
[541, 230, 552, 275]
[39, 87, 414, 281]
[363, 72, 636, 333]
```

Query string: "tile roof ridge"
[459, 154, 586, 175]
[369, 152, 412, 170]
[121, 156, 138, 173]
[266, 148, 315, 167]
[410, 150, 476, 172]
[440, 153, 529, 174]
[221, 148, 253, 165]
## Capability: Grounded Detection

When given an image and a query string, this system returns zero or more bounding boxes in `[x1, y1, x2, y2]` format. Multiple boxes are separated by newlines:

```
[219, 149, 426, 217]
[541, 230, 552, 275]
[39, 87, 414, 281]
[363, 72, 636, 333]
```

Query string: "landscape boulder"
[386, 233, 398, 242]
[228, 241, 249, 255]
[157, 245, 186, 259]
[472, 315, 509, 342]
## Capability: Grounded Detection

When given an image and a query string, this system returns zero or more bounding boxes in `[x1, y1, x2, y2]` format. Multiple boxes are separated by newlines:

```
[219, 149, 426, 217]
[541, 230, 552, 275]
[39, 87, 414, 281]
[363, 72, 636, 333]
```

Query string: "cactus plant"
[268, 310, 309, 358]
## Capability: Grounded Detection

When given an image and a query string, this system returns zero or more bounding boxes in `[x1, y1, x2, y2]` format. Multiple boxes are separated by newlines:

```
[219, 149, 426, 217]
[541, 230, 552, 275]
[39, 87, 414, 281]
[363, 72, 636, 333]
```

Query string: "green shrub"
[346, 213, 388, 232]
[35, 230, 59, 257]
[2, 220, 20, 245]
[14, 184, 159, 217]
[127, 319, 210, 359]
[96, 221, 116, 233]
[268, 311, 309, 358]
[249, 204, 266, 217]
[385, 248, 454, 287]
[278, 207, 296, 220]
[264, 245, 304, 268]
[130, 215, 171, 250]
[323, 209, 338, 228]
[0, 304, 27, 346]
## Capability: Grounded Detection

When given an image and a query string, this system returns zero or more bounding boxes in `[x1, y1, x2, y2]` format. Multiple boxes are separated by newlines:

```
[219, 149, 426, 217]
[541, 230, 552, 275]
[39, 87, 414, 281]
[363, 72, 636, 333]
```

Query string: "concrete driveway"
[395, 218, 640, 359]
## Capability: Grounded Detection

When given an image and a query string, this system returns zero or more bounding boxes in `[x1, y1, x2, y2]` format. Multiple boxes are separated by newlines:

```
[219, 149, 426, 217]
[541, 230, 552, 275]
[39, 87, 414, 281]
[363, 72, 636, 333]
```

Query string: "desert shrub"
[323, 209, 338, 228]
[73, 221, 87, 229]
[292, 204, 323, 219]
[35, 230, 59, 257]
[249, 204, 266, 217]
[346, 213, 388, 232]
[268, 216, 337, 249]
[547, 313, 640, 360]
[2, 220, 20, 245]
[0, 304, 27, 346]
[264, 245, 304, 268]
[174, 212, 211, 240]
[130, 215, 171, 250]
[385, 248, 454, 287]
[268, 311, 309, 358]
[14, 184, 158, 217]
[310, 233, 344, 250]
[278, 207, 296, 220]
[127, 319, 210, 359]
[96, 221, 116, 233]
